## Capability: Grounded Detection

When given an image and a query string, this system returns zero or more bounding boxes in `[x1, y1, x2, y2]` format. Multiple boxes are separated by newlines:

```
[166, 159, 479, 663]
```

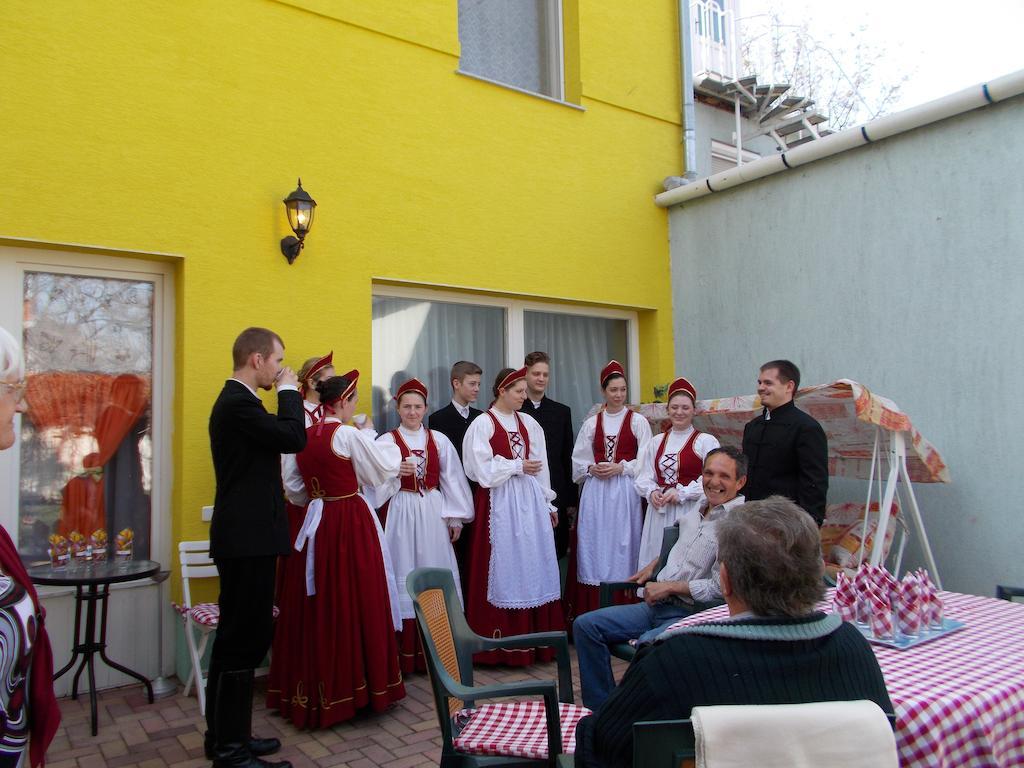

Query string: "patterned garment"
[409, 449, 427, 481]
[508, 431, 525, 459]
[658, 451, 678, 485]
[604, 435, 617, 462]
[0, 572, 36, 766]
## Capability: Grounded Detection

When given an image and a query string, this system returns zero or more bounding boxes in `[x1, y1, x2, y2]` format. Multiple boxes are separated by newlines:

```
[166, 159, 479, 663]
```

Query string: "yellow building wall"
[0, 0, 683, 596]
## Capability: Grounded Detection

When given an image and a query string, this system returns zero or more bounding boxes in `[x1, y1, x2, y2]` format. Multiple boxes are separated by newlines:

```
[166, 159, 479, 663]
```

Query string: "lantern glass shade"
[287, 200, 315, 236]
[283, 179, 317, 239]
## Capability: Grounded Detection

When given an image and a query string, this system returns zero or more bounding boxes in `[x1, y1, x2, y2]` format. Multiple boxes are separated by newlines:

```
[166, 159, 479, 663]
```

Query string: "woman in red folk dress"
[269, 371, 405, 728]
[634, 376, 720, 569]
[461, 367, 564, 666]
[268, 352, 335, 715]
[564, 361, 652, 625]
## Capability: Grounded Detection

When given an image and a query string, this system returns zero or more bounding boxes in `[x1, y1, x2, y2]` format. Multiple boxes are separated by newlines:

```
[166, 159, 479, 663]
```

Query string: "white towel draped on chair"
[692, 700, 898, 768]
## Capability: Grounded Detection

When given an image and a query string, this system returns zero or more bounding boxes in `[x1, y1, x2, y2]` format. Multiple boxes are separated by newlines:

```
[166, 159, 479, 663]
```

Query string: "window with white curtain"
[372, 287, 637, 434]
[524, 310, 628, 433]
[371, 295, 506, 433]
[457, 0, 564, 100]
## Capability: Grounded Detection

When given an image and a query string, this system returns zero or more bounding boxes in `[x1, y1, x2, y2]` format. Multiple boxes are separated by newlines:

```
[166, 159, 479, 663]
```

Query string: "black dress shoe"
[205, 733, 282, 760]
[209, 671, 290, 767]
[212, 743, 292, 768]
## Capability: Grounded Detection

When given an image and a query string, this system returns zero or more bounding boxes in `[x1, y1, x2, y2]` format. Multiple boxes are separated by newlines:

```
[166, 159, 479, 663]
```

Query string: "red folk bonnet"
[497, 366, 527, 392]
[394, 377, 428, 404]
[322, 369, 359, 411]
[300, 351, 333, 396]
[600, 360, 626, 387]
[667, 376, 697, 403]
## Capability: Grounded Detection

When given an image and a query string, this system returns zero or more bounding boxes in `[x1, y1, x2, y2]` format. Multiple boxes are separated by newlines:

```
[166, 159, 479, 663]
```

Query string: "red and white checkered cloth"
[666, 590, 1024, 767]
[188, 602, 220, 626]
[452, 700, 592, 759]
[174, 603, 280, 627]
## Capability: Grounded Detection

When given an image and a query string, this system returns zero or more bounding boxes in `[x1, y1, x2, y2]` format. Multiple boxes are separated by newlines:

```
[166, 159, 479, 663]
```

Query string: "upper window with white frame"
[457, 0, 564, 100]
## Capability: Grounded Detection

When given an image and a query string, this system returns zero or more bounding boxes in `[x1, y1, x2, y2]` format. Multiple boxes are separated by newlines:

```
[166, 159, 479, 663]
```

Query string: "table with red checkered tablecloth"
[664, 589, 1024, 767]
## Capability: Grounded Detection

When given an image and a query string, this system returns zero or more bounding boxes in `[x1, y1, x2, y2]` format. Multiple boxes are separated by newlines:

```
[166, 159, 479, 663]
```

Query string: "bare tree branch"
[741, 10, 909, 130]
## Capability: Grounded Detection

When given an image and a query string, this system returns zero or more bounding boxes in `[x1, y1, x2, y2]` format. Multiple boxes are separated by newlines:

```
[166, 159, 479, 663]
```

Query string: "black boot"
[211, 670, 291, 768]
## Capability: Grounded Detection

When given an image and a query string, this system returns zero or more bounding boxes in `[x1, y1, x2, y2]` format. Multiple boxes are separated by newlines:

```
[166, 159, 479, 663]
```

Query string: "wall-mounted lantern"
[280, 178, 317, 264]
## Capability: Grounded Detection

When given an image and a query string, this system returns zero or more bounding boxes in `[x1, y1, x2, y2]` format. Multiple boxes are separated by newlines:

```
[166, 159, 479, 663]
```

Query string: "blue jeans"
[573, 600, 696, 711]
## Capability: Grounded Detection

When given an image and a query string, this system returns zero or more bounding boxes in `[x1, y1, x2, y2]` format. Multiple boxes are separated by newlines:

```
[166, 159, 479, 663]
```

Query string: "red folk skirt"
[267, 502, 307, 713]
[398, 618, 427, 674]
[463, 486, 565, 666]
[267, 496, 405, 728]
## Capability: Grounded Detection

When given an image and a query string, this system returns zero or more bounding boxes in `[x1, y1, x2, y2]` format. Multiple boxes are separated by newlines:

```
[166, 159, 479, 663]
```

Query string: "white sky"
[737, 0, 1024, 112]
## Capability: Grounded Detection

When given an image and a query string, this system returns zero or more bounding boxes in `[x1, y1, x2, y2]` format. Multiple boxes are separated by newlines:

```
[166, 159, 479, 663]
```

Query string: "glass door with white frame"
[17, 271, 155, 562]
[0, 245, 173, 694]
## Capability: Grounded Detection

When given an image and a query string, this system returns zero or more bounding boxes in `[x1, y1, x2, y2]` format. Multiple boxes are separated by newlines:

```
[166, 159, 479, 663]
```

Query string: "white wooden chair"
[178, 539, 220, 715]
[177, 538, 279, 714]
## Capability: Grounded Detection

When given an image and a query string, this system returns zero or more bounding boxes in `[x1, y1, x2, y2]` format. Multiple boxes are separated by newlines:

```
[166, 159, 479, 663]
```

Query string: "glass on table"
[114, 528, 134, 569]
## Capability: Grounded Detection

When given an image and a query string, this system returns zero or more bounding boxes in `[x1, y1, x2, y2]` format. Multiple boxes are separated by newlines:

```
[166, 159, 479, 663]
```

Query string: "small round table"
[29, 559, 160, 735]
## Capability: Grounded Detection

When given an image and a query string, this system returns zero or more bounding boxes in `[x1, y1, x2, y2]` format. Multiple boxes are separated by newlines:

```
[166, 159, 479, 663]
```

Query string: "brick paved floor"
[45, 649, 625, 767]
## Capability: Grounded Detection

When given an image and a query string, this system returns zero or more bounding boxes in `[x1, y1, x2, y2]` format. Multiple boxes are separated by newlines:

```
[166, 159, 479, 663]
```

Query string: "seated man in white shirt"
[573, 446, 746, 711]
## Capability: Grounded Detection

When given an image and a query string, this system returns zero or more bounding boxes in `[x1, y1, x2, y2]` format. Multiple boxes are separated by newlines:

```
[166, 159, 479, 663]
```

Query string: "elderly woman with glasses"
[0, 326, 60, 767]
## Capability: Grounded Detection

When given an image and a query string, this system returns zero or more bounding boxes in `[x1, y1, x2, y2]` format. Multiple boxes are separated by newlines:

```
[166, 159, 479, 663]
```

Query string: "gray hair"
[0, 327, 24, 382]
[716, 496, 824, 617]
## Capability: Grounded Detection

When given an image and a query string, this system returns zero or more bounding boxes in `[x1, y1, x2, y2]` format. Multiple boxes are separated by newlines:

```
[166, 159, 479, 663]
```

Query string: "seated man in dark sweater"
[574, 496, 893, 768]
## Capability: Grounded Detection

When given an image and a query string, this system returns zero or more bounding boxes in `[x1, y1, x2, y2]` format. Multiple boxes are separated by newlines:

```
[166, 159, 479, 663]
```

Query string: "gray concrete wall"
[669, 94, 1024, 597]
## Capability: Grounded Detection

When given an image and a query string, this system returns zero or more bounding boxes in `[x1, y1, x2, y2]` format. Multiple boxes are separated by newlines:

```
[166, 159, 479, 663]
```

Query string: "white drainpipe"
[655, 68, 1024, 207]
[679, 0, 698, 181]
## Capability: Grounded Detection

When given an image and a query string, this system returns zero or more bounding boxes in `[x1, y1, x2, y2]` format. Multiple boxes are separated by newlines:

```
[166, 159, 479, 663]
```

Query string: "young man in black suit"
[520, 351, 577, 559]
[427, 360, 483, 585]
[207, 327, 306, 768]
[426, 360, 483, 460]
[741, 359, 829, 525]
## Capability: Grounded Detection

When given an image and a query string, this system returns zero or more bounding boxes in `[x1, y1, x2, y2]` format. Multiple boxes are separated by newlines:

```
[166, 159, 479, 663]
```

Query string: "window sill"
[455, 70, 585, 111]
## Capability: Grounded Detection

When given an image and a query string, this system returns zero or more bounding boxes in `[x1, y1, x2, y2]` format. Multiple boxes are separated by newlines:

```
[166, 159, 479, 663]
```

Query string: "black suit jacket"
[426, 402, 482, 461]
[208, 380, 306, 559]
[521, 396, 577, 509]
[741, 399, 829, 524]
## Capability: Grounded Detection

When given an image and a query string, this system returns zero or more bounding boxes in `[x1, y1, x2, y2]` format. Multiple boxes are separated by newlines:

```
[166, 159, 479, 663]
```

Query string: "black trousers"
[205, 555, 277, 733]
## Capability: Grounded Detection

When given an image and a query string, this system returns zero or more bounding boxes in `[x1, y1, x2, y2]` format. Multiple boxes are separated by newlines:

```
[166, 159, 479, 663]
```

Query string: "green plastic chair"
[997, 585, 1024, 602]
[406, 567, 576, 767]
[597, 524, 681, 662]
[633, 719, 697, 768]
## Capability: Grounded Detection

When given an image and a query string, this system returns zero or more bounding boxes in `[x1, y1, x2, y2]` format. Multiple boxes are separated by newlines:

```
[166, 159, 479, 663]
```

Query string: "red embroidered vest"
[296, 422, 358, 498]
[592, 409, 639, 463]
[653, 429, 704, 489]
[391, 428, 441, 493]
[486, 410, 530, 459]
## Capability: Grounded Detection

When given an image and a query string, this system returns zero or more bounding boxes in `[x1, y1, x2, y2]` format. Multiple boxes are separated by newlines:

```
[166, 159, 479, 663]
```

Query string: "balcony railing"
[690, 0, 738, 80]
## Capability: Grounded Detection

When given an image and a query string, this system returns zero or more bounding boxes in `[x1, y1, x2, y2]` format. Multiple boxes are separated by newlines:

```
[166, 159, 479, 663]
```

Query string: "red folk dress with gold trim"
[461, 409, 564, 665]
[268, 420, 405, 728]
[271, 402, 327, 717]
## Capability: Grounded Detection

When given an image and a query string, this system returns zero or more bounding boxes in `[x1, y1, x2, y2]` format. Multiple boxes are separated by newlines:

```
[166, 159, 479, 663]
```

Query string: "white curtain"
[371, 296, 506, 433]
[457, 0, 561, 98]
[524, 311, 628, 434]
